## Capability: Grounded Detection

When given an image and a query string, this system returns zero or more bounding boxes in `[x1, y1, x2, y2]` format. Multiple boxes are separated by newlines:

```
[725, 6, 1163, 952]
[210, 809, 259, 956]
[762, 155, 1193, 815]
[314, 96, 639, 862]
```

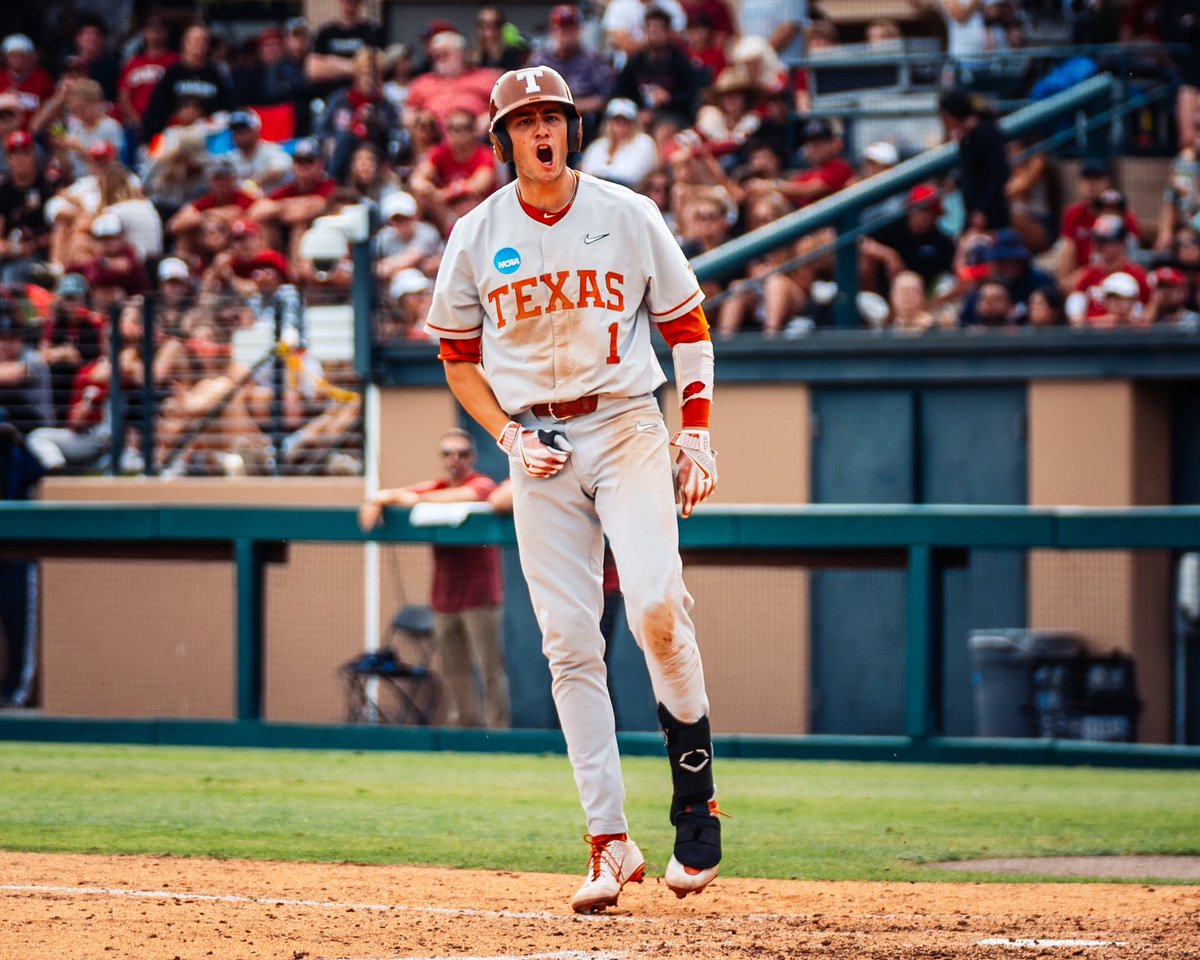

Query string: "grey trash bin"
[969, 629, 1082, 737]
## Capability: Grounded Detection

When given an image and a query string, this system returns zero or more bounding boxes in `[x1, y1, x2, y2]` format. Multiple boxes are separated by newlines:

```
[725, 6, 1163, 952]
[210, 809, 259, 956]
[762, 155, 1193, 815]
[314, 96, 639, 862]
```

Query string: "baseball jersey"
[425, 172, 702, 415]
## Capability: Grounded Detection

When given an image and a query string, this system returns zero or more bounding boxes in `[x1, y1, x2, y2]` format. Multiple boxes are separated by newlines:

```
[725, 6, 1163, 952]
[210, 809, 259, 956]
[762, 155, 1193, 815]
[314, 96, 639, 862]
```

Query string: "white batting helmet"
[488, 65, 582, 163]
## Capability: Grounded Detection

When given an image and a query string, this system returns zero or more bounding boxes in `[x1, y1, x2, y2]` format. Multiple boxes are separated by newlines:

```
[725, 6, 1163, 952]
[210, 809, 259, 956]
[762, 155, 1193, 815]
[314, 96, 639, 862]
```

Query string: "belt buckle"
[547, 401, 571, 421]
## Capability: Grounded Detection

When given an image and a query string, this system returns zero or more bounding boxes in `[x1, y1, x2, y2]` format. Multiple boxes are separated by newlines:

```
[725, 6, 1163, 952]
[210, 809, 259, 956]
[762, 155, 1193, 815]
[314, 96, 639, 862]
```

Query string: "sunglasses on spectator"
[441, 447, 472, 458]
[477, 16, 502, 26]
[446, 122, 473, 132]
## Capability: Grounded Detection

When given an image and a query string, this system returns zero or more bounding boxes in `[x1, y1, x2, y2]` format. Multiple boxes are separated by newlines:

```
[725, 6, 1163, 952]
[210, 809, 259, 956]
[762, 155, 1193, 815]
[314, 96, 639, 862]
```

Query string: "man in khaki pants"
[360, 428, 510, 728]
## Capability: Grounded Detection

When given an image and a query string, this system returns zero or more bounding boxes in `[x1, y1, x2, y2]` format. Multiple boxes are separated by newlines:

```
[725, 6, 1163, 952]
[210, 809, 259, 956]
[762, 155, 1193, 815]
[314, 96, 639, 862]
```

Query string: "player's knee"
[639, 600, 677, 661]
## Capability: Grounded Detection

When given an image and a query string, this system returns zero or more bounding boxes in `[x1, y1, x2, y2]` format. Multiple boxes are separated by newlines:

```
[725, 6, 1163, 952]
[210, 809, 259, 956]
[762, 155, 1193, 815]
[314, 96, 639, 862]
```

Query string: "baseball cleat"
[664, 856, 718, 898]
[570, 833, 646, 914]
[665, 800, 726, 899]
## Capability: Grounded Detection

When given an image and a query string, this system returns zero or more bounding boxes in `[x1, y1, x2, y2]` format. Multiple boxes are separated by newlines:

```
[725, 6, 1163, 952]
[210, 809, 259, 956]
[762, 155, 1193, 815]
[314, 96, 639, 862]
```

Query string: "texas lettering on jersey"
[486, 270, 625, 328]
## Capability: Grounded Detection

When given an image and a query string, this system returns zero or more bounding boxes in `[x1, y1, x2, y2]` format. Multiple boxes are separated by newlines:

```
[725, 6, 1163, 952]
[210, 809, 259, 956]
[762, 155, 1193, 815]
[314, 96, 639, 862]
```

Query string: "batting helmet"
[488, 65, 582, 163]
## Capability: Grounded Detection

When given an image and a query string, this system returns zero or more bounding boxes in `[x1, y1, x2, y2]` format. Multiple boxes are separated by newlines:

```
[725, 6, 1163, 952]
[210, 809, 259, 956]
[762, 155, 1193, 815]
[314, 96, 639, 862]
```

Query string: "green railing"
[3, 502, 1200, 767]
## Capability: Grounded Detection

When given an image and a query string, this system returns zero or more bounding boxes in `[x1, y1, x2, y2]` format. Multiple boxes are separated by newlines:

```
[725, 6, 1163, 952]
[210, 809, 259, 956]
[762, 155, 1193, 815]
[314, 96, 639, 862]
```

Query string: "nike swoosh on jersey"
[583, 233, 610, 244]
[635, 421, 655, 432]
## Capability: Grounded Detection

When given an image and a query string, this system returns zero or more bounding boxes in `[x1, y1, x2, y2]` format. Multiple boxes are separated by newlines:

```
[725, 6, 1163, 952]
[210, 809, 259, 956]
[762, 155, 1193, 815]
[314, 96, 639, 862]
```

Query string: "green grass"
[2, 742, 1198, 883]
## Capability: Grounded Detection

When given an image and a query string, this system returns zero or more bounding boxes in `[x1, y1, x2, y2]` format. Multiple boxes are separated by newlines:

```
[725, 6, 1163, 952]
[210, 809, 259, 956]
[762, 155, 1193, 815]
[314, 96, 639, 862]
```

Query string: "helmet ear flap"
[491, 126, 512, 164]
[567, 116, 582, 154]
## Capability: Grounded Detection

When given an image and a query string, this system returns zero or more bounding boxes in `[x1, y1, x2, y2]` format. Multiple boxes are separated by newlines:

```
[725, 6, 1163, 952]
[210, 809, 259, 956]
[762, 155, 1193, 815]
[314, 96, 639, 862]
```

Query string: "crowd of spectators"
[0, 0, 1196, 477]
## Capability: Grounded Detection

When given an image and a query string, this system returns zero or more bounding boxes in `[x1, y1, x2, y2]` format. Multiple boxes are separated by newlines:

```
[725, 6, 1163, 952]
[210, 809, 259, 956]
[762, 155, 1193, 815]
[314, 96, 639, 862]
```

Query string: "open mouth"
[536, 143, 554, 167]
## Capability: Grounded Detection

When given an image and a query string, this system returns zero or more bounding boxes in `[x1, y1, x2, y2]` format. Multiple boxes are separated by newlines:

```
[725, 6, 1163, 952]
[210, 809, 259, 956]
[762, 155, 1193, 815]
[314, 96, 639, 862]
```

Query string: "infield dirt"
[1, 852, 1198, 959]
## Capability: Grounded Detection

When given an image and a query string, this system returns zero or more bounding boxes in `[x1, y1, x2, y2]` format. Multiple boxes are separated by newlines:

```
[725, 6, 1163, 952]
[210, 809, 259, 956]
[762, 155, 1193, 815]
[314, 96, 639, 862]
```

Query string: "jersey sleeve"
[424, 226, 486, 340]
[640, 195, 704, 323]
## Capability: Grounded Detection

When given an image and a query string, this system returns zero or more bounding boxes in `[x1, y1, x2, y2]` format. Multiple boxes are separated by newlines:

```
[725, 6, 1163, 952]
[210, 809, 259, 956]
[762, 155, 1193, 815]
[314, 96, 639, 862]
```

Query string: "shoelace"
[582, 833, 626, 881]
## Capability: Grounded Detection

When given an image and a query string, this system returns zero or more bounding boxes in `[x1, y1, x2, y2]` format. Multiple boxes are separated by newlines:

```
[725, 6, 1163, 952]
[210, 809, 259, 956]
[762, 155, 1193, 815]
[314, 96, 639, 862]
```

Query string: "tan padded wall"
[377, 386, 461, 487]
[1028, 380, 1172, 742]
[664, 382, 813, 732]
[38, 477, 429, 723]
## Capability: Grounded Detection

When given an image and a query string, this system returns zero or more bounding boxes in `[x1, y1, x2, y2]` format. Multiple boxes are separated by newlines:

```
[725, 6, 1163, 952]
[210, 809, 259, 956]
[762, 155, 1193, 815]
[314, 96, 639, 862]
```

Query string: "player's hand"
[671, 430, 718, 519]
[497, 421, 572, 478]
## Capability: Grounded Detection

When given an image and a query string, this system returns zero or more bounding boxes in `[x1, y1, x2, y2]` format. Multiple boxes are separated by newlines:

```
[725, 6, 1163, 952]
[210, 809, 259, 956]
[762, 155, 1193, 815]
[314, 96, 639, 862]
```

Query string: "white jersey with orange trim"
[425, 171, 703, 415]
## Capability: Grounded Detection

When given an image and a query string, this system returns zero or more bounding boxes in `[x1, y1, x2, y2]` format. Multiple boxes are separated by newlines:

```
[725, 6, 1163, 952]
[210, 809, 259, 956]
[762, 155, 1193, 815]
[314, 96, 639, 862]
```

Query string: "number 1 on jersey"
[606, 322, 620, 365]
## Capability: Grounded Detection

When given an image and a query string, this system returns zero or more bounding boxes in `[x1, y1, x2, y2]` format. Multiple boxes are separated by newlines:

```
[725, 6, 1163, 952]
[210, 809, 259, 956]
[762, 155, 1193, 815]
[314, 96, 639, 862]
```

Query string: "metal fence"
[10, 291, 363, 478]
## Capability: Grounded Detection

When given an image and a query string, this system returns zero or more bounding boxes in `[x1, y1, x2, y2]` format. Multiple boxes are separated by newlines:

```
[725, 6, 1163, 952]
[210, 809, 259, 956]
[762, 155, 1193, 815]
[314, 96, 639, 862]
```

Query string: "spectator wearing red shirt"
[405, 31, 499, 131]
[769, 117, 854, 208]
[167, 155, 256, 242]
[408, 107, 498, 235]
[249, 137, 336, 251]
[73, 213, 150, 300]
[1068, 214, 1150, 323]
[1058, 159, 1140, 279]
[683, 11, 727, 87]
[117, 14, 178, 138]
[360, 428, 510, 729]
[0, 35, 55, 126]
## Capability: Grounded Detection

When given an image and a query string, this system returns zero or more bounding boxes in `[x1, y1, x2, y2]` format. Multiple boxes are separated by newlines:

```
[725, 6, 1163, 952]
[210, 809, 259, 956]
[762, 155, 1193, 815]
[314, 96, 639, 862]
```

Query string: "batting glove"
[670, 429, 718, 519]
[497, 421, 573, 478]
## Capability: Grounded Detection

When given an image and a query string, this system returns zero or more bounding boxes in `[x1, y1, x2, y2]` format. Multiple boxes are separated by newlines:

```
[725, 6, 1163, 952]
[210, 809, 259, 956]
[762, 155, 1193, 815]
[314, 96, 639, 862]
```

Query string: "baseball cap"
[291, 137, 321, 161]
[863, 141, 898, 166]
[1091, 213, 1126, 241]
[2, 34, 34, 55]
[389, 267, 433, 299]
[908, 184, 943, 215]
[422, 19, 459, 42]
[1079, 157, 1110, 179]
[1153, 266, 1186, 288]
[550, 4, 582, 26]
[381, 191, 418, 220]
[228, 110, 261, 131]
[252, 248, 291, 279]
[1101, 271, 1139, 299]
[284, 17, 309, 34]
[938, 88, 975, 119]
[802, 117, 835, 142]
[1097, 188, 1126, 209]
[988, 227, 1030, 262]
[91, 212, 123, 237]
[87, 140, 118, 163]
[58, 272, 90, 300]
[259, 27, 283, 44]
[5, 130, 33, 152]
[157, 257, 190, 283]
[208, 155, 237, 177]
[605, 98, 638, 120]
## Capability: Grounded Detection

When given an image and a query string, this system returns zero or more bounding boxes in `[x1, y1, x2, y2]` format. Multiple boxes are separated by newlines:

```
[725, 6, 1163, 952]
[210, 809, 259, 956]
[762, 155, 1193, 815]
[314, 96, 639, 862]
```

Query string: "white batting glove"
[497, 421, 572, 478]
[670, 429, 718, 519]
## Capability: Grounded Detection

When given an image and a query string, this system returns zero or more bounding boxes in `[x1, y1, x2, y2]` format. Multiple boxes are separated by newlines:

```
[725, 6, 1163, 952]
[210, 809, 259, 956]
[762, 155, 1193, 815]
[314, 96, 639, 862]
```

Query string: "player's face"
[508, 104, 570, 185]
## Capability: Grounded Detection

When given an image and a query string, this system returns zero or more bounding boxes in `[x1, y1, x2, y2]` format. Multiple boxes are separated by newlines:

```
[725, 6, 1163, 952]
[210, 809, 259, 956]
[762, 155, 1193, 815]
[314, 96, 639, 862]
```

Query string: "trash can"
[969, 629, 1082, 737]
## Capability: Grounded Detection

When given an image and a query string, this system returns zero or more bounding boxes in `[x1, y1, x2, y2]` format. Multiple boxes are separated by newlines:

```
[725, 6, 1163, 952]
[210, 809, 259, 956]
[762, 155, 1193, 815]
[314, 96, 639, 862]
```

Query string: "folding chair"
[342, 603, 442, 725]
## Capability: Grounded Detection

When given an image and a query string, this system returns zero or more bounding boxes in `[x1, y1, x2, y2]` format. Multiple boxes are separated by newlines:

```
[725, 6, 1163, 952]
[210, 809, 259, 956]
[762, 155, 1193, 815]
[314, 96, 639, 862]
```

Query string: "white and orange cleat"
[570, 833, 646, 914]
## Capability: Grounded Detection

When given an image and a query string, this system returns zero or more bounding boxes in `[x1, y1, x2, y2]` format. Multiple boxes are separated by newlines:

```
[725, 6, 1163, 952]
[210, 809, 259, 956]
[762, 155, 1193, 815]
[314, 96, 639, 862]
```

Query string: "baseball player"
[425, 65, 723, 913]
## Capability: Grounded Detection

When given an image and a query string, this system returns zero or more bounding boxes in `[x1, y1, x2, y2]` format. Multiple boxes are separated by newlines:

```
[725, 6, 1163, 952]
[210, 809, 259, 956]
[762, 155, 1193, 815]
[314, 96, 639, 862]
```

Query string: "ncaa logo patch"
[494, 247, 522, 274]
